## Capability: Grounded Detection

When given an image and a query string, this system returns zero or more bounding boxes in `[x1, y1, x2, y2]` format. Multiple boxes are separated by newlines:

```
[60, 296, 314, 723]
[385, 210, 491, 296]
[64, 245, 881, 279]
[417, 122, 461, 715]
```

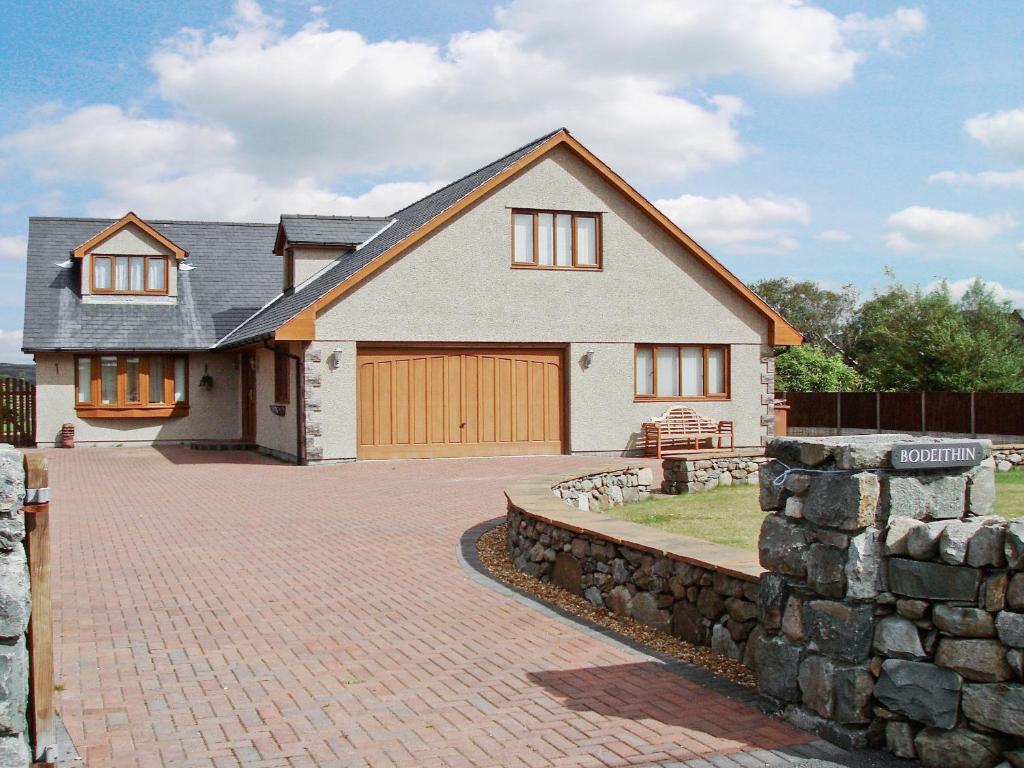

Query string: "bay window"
[511, 209, 601, 269]
[635, 345, 729, 400]
[75, 354, 188, 417]
[92, 255, 169, 295]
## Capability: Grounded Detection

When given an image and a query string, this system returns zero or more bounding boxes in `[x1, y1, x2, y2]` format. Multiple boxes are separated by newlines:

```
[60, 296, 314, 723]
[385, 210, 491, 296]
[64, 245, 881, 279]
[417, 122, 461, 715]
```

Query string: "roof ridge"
[29, 216, 278, 227]
[388, 127, 567, 218]
[280, 214, 392, 221]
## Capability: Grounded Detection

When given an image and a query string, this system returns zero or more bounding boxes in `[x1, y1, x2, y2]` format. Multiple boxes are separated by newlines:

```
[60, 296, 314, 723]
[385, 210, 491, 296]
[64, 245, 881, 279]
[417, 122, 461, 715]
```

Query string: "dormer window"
[92, 255, 168, 294]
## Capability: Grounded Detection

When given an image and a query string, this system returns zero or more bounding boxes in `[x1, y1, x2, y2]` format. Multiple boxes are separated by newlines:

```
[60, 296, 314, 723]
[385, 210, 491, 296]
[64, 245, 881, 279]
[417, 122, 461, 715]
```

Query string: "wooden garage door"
[357, 347, 564, 459]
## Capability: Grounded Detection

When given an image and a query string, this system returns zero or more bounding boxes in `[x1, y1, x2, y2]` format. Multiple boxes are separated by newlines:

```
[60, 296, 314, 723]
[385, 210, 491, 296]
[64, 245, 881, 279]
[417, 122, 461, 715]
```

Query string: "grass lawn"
[612, 471, 1024, 551]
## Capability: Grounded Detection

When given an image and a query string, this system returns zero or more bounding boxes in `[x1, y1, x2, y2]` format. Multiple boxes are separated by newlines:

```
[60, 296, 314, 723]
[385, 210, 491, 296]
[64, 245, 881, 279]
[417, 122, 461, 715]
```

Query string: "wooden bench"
[641, 406, 734, 458]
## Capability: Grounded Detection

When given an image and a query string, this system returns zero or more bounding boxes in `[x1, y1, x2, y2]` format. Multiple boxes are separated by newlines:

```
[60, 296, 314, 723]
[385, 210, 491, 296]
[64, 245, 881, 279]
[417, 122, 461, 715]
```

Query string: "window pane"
[682, 347, 704, 396]
[100, 356, 117, 404]
[513, 214, 534, 263]
[148, 357, 165, 403]
[576, 217, 597, 265]
[114, 257, 129, 291]
[537, 213, 554, 265]
[93, 257, 111, 290]
[76, 358, 92, 403]
[147, 258, 165, 291]
[173, 358, 186, 403]
[656, 347, 680, 397]
[555, 215, 572, 266]
[125, 357, 141, 402]
[707, 348, 726, 394]
[129, 257, 145, 291]
[636, 348, 654, 395]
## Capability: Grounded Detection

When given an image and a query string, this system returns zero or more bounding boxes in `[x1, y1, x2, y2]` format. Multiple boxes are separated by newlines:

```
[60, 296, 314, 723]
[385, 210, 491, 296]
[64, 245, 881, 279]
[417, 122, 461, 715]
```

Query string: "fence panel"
[839, 392, 877, 430]
[925, 392, 972, 434]
[0, 378, 35, 447]
[783, 391, 838, 428]
[975, 393, 1024, 436]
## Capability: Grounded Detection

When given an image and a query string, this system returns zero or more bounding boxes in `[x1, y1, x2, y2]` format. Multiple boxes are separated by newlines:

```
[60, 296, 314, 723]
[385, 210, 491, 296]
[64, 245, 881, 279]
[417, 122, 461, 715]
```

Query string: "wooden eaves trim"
[274, 130, 803, 346]
[72, 211, 187, 261]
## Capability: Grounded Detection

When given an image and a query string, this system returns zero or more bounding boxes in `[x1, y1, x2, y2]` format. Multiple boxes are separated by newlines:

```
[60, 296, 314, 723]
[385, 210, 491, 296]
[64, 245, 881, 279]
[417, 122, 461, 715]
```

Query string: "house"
[22, 129, 800, 461]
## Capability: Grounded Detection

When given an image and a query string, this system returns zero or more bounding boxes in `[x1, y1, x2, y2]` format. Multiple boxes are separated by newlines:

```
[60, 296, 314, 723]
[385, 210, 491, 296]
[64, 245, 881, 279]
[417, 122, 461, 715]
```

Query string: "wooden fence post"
[23, 455, 54, 762]
[920, 391, 927, 435]
[970, 392, 977, 437]
[876, 391, 881, 433]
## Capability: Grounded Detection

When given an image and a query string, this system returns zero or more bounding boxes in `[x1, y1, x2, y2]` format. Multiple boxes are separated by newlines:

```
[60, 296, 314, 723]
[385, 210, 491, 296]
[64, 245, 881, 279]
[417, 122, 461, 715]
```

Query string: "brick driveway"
[48, 447, 822, 768]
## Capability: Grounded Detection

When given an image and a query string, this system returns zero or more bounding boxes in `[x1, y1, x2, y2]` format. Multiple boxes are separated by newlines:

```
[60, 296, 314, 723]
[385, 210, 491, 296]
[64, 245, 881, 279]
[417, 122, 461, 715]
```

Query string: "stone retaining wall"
[994, 445, 1024, 472]
[756, 434, 1024, 767]
[662, 453, 769, 494]
[506, 466, 763, 668]
[0, 447, 31, 764]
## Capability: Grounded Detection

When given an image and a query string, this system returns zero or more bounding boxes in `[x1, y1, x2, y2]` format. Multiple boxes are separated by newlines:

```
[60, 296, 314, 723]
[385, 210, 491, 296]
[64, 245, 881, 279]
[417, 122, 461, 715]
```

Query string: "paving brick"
[45, 447, 814, 767]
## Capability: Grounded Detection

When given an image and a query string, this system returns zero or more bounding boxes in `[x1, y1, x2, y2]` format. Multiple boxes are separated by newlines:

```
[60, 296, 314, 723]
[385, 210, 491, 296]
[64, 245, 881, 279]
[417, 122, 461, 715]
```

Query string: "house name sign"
[890, 441, 985, 470]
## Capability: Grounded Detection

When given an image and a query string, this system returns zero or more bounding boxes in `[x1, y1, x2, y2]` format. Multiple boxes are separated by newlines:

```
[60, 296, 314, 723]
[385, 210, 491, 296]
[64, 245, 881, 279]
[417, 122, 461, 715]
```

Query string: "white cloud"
[885, 206, 1016, 253]
[840, 7, 927, 53]
[928, 169, 1024, 188]
[965, 108, 1024, 164]
[815, 229, 852, 242]
[0, 236, 26, 260]
[0, 330, 28, 365]
[930, 278, 1024, 310]
[654, 193, 809, 254]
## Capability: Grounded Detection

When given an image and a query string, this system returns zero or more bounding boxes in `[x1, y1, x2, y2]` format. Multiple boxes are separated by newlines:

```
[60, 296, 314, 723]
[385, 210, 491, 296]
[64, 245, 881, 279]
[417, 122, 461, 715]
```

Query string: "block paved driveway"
[48, 447, 826, 768]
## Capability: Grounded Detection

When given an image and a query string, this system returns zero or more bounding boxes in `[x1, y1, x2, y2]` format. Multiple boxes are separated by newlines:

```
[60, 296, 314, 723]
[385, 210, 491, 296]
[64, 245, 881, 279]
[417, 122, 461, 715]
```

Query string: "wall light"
[581, 349, 595, 370]
[330, 347, 344, 370]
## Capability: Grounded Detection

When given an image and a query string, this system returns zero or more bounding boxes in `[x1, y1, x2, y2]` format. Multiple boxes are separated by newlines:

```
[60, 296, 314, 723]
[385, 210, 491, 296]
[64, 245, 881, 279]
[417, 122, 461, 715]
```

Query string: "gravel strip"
[477, 522, 758, 688]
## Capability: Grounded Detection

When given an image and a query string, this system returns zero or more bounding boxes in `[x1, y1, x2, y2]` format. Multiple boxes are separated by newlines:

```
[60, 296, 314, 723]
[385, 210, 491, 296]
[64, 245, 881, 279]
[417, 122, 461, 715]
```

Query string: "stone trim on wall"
[506, 465, 763, 667]
[760, 346, 776, 446]
[303, 345, 324, 463]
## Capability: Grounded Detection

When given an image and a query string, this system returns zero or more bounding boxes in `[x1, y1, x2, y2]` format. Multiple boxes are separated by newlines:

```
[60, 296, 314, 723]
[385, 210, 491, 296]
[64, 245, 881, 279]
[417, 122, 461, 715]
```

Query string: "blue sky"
[1, 0, 1022, 362]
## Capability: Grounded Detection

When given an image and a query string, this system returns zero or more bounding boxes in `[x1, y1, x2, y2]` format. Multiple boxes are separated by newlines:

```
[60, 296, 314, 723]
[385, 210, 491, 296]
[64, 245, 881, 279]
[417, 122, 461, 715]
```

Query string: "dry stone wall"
[994, 445, 1024, 472]
[0, 447, 31, 765]
[662, 454, 768, 494]
[507, 467, 762, 667]
[757, 434, 1024, 768]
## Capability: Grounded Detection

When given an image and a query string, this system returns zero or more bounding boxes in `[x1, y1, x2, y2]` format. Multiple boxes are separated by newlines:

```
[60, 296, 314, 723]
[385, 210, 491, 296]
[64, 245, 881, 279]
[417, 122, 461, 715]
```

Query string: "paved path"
[48, 447, 830, 768]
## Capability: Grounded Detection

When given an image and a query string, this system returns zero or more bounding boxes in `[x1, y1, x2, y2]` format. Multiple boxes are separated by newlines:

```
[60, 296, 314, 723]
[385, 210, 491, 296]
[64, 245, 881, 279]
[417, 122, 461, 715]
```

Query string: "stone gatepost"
[754, 434, 1024, 768]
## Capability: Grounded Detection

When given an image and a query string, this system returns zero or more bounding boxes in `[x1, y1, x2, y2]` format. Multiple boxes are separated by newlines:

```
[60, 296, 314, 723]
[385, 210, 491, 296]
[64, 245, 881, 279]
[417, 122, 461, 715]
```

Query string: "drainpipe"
[264, 340, 306, 466]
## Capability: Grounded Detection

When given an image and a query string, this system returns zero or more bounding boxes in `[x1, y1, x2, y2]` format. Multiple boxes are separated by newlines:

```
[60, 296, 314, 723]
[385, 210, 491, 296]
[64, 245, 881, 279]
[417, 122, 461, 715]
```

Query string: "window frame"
[510, 208, 602, 271]
[274, 350, 290, 404]
[74, 353, 189, 418]
[90, 254, 170, 296]
[633, 344, 730, 402]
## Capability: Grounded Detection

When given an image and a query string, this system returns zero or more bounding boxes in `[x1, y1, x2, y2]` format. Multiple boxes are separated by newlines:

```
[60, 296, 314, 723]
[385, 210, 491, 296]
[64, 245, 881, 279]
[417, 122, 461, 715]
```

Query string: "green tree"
[750, 278, 859, 350]
[775, 344, 861, 392]
[848, 278, 1024, 391]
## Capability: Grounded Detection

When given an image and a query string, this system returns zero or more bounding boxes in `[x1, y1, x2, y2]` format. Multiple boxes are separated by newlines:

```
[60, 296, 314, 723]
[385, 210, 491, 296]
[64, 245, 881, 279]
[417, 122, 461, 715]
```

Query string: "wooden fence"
[0, 377, 35, 447]
[779, 391, 1024, 437]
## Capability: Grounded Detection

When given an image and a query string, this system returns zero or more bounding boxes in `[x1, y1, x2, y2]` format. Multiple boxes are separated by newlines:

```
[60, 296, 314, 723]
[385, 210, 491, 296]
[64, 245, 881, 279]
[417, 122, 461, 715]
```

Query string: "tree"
[775, 344, 861, 392]
[848, 278, 1024, 391]
[750, 278, 859, 350]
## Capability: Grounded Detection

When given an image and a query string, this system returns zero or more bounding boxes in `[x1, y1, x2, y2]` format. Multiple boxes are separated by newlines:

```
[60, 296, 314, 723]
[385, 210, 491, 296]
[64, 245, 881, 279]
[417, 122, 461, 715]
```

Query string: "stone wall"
[662, 453, 769, 494]
[756, 434, 1024, 767]
[0, 447, 31, 764]
[995, 445, 1024, 472]
[507, 466, 763, 668]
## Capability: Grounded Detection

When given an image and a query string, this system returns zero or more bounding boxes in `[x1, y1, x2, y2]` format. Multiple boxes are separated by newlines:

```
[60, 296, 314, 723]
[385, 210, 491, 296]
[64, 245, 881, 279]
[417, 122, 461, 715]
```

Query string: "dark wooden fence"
[779, 391, 1024, 437]
[0, 377, 35, 447]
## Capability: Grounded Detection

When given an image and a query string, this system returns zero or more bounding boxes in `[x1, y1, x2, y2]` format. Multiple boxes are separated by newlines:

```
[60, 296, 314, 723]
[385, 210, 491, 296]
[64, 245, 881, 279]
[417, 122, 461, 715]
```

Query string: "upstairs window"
[635, 344, 729, 400]
[75, 354, 187, 417]
[92, 255, 168, 295]
[511, 209, 601, 270]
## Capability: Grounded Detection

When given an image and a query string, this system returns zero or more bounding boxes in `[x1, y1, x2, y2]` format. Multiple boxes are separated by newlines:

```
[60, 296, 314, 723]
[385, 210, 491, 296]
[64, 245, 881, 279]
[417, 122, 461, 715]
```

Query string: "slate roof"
[22, 218, 281, 351]
[22, 128, 566, 353]
[216, 128, 565, 347]
[278, 215, 392, 248]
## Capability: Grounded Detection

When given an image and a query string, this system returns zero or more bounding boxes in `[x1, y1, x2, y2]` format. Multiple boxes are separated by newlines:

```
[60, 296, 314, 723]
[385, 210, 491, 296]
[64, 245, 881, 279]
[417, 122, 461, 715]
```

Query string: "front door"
[241, 351, 257, 443]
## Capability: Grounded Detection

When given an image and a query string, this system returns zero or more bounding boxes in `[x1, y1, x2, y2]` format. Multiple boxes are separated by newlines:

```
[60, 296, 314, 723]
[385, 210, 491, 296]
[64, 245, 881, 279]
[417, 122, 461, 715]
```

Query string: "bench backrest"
[657, 406, 717, 433]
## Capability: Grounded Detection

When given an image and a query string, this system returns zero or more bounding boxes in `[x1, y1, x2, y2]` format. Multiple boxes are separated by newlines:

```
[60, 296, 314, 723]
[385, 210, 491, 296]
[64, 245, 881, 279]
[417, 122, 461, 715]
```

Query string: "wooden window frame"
[633, 344, 730, 402]
[510, 208, 602, 271]
[273, 350, 290, 404]
[74, 353, 189, 418]
[90, 254, 170, 296]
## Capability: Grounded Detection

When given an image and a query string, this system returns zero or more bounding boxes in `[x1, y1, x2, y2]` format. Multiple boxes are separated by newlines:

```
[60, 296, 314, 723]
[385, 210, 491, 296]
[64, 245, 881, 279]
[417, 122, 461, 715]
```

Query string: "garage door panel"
[357, 347, 564, 459]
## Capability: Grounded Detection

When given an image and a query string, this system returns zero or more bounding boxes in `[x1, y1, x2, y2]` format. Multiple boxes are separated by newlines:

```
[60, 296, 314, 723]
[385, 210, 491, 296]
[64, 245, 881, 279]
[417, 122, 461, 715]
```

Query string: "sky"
[1, 0, 1022, 363]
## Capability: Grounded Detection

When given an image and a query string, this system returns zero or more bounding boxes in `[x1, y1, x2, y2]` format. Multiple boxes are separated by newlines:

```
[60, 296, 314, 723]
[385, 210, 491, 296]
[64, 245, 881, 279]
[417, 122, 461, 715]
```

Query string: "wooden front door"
[241, 351, 257, 443]
[357, 347, 564, 459]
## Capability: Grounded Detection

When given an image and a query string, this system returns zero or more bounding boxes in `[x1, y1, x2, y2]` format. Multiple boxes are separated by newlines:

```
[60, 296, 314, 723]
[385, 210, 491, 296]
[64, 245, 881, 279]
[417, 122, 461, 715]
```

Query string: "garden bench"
[640, 406, 734, 458]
